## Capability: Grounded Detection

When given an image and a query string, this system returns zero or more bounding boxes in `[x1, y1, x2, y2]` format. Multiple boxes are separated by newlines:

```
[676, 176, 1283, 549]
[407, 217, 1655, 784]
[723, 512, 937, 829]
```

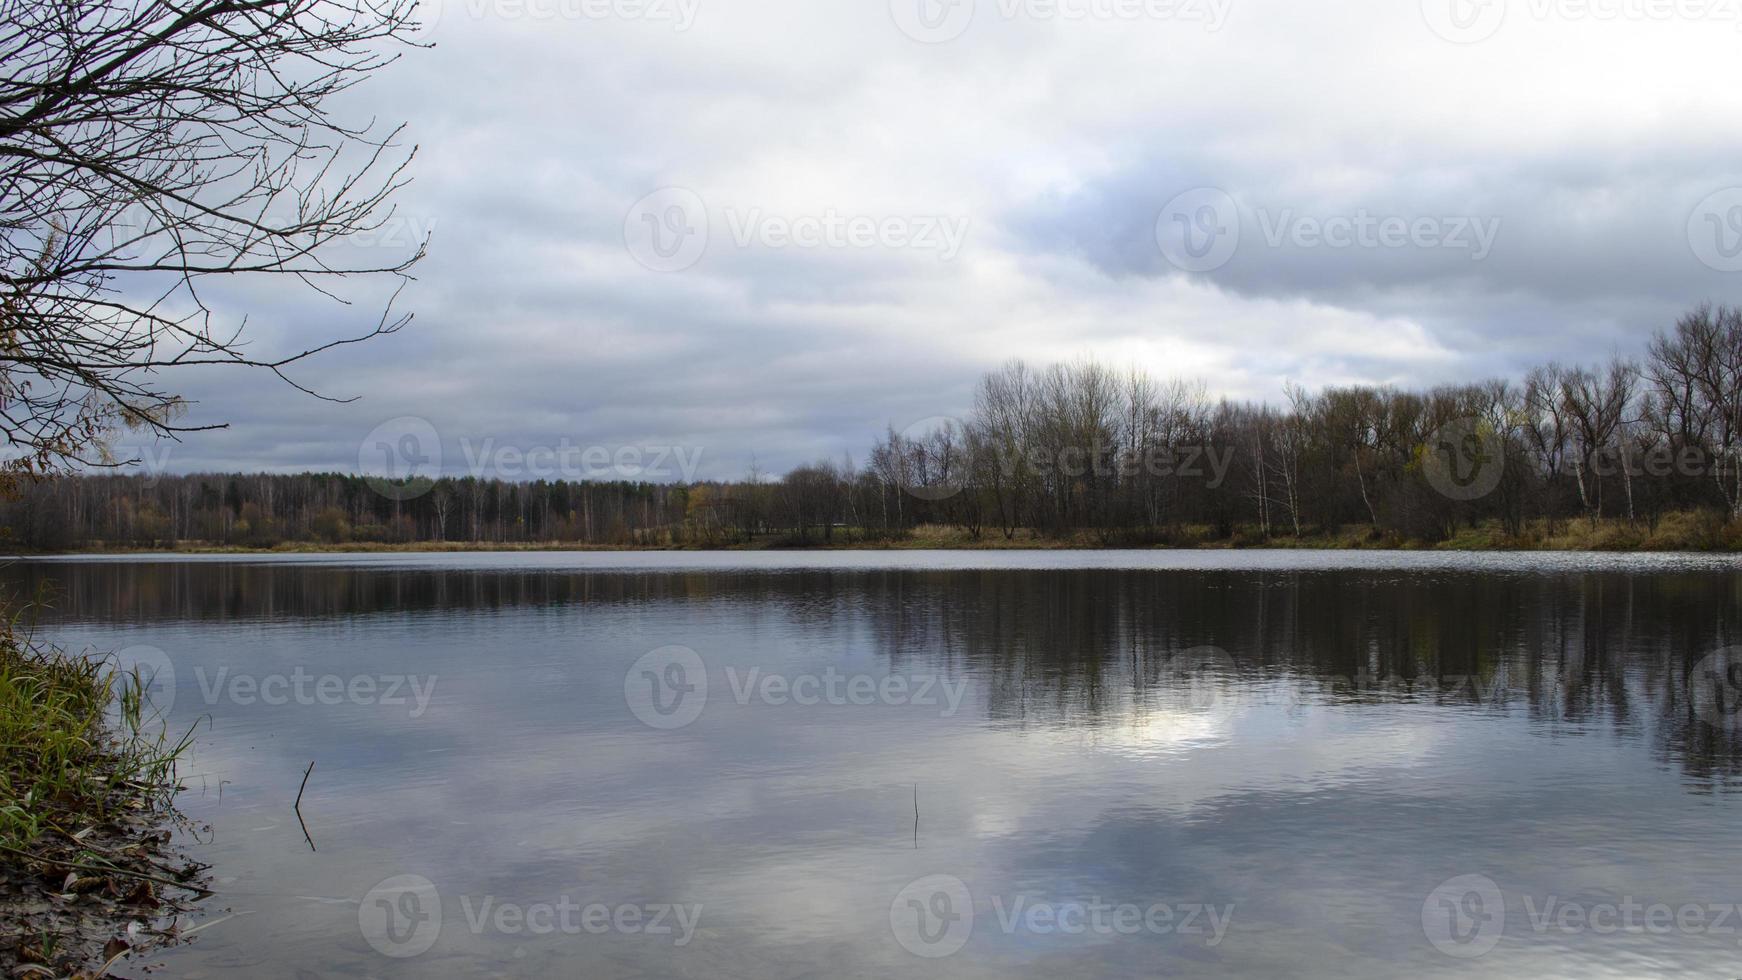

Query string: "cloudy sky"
[140, 0, 1742, 482]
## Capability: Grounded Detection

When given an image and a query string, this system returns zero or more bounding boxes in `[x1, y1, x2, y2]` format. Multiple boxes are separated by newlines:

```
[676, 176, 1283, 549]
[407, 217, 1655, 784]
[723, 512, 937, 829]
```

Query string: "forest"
[9, 304, 1742, 551]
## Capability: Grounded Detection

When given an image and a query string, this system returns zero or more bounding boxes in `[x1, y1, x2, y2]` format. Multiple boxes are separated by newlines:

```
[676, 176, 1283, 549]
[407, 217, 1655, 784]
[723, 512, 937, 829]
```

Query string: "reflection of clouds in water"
[681, 858, 884, 946]
[1072, 709, 1229, 760]
[17, 558, 1742, 977]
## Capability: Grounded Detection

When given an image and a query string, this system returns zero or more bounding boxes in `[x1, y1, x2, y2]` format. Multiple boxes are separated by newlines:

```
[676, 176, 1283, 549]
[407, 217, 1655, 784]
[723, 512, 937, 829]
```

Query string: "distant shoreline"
[13, 512, 1742, 555]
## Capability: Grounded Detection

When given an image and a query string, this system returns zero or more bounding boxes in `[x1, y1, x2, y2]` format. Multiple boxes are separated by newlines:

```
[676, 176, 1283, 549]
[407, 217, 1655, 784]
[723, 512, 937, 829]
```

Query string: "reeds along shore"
[0, 624, 208, 976]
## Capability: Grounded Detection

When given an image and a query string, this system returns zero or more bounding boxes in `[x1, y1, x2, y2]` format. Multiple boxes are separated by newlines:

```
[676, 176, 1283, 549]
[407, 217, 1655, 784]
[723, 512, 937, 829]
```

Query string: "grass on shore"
[0, 617, 207, 977]
[770, 510, 1742, 551]
[1432, 509, 1742, 552]
[0, 629, 193, 854]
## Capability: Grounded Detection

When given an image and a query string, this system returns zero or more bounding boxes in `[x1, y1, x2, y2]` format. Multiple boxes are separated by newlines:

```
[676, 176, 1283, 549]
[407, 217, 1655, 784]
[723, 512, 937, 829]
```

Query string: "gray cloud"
[102, 0, 1742, 478]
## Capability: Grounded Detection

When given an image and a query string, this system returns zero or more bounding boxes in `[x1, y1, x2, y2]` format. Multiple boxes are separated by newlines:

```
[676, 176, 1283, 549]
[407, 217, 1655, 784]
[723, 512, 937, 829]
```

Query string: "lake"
[10, 550, 1742, 977]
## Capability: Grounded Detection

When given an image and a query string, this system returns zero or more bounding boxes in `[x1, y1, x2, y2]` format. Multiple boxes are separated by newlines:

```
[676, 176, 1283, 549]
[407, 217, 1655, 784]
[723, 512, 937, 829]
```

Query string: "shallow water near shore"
[10, 550, 1742, 978]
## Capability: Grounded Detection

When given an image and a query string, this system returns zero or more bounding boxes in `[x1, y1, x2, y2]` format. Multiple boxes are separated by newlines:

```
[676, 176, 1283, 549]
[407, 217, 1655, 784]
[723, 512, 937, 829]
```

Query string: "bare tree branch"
[0, 0, 427, 479]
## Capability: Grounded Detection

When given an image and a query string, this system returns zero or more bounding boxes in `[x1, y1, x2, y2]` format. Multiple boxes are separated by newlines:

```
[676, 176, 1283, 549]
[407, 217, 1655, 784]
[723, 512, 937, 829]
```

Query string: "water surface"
[11, 551, 1742, 977]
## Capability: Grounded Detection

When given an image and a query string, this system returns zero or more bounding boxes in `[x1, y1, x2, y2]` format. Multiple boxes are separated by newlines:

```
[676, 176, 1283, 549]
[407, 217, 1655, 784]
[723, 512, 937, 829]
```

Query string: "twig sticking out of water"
[295, 761, 315, 811]
[913, 783, 919, 849]
[295, 761, 317, 852]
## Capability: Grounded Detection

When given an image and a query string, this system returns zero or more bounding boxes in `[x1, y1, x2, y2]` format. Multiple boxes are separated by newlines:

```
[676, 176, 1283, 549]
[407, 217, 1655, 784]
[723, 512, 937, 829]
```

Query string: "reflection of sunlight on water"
[1072, 708, 1231, 761]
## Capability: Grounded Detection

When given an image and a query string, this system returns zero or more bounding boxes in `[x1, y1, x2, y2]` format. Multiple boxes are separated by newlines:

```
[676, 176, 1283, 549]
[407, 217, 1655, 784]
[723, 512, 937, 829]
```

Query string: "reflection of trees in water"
[856, 569, 1742, 786]
[14, 562, 1742, 783]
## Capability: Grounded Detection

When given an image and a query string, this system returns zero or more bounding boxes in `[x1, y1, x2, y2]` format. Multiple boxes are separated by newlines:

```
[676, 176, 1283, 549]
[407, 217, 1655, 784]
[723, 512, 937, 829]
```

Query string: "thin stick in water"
[295, 761, 314, 812]
[295, 761, 317, 851]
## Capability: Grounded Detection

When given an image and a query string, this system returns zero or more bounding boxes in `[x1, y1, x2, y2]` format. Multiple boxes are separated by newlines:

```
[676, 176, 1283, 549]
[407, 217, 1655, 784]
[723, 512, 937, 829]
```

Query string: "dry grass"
[0, 626, 193, 853]
[0, 615, 207, 978]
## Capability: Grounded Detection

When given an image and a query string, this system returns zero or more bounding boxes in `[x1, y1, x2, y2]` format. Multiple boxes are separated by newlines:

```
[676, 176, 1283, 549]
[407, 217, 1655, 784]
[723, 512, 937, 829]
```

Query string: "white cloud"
[134, 0, 1742, 476]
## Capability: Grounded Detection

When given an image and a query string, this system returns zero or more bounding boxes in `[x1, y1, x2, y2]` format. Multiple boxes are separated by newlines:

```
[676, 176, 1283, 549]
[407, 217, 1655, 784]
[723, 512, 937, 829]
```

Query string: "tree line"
[868, 303, 1742, 543]
[10, 304, 1742, 550]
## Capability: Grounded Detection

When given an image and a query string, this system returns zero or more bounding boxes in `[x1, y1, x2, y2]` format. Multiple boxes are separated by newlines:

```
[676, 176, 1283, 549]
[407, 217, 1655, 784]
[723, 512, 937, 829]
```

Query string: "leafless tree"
[1557, 361, 1636, 524]
[0, 0, 426, 479]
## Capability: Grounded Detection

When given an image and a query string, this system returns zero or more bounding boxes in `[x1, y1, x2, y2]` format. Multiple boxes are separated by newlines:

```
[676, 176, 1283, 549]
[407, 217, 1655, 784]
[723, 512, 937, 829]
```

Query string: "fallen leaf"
[122, 881, 155, 907]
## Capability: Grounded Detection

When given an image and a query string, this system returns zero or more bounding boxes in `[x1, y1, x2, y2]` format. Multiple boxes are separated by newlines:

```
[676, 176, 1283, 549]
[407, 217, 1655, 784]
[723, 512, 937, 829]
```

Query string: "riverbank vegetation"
[0, 635, 185, 852]
[0, 619, 206, 975]
[12, 304, 1742, 553]
[1, 0, 431, 969]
